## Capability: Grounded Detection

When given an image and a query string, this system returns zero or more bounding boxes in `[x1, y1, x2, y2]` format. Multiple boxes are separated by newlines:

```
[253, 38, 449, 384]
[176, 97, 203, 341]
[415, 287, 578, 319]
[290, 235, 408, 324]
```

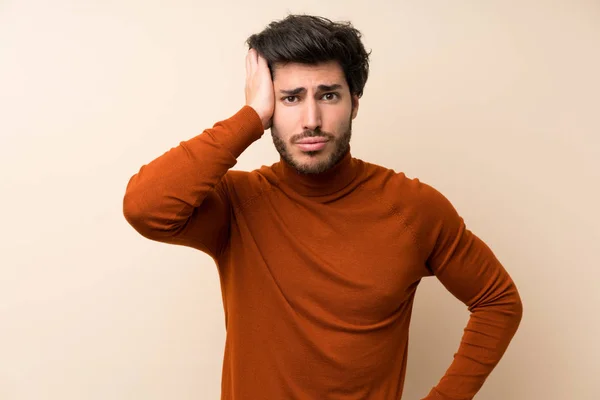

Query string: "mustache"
[292, 129, 334, 143]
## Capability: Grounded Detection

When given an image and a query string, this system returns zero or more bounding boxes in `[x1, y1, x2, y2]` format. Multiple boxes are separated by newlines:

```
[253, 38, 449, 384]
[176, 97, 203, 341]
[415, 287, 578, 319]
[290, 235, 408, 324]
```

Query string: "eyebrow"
[279, 84, 343, 96]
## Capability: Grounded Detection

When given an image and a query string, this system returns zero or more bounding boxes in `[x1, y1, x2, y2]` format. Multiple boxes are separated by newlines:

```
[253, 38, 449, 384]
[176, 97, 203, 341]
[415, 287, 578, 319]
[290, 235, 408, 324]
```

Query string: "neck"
[274, 148, 358, 197]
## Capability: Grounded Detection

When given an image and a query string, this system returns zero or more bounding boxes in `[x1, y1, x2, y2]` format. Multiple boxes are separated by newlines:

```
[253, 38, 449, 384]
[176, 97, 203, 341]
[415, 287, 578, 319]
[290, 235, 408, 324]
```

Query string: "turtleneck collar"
[272, 148, 360, 198]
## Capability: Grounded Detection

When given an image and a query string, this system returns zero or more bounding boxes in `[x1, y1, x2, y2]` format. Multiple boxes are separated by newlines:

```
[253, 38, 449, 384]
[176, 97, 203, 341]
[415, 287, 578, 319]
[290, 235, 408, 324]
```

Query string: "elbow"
[123, 191, 147, 233]
[498, 282, 524, 333]
[122, 186, 157, 239]
[472, 280, 524, 329]
[122, 187, 185, 241]
[123, 193, 139, 223]
[511, 288, 524, 327]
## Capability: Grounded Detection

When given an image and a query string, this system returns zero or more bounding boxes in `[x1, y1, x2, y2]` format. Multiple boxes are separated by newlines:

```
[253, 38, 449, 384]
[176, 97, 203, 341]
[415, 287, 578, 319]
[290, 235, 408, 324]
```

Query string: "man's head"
[246, 15, 370, 174]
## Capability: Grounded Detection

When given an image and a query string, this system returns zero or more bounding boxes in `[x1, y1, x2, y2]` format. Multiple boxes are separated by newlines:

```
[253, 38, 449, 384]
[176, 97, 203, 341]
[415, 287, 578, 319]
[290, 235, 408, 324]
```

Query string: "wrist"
[248, 104, 271, 129]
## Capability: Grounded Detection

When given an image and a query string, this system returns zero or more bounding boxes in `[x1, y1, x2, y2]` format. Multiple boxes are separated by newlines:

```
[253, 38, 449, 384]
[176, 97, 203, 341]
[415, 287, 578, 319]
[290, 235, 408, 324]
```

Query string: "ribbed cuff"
[212, 105, 265, 158]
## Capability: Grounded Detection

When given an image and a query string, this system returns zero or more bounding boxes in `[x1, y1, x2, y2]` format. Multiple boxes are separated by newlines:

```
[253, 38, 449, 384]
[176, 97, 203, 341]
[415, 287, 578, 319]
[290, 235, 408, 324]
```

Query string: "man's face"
[270, 61, 359, 174]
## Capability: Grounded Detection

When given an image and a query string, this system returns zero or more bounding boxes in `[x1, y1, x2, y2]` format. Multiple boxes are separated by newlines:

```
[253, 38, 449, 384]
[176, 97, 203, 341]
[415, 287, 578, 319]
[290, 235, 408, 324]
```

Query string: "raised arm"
[123, 49, 274, 258]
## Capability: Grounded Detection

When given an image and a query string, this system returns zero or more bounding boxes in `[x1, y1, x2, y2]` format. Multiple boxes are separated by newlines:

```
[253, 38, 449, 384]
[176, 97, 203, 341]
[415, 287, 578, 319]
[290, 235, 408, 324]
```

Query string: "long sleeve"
[417, 183, 523, 400]
[122, 105, 264, 258]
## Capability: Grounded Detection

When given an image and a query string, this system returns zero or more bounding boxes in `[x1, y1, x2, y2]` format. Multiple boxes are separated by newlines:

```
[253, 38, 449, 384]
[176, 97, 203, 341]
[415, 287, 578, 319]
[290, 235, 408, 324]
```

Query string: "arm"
[419, 184, 523, 400]
[123, 49, 274, 258]
[122, 106, 263, 257]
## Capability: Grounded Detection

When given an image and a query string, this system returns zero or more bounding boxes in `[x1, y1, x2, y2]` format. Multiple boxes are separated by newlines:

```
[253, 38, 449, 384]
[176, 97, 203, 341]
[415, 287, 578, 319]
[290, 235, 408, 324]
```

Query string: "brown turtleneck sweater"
[123, 106, 523, 400]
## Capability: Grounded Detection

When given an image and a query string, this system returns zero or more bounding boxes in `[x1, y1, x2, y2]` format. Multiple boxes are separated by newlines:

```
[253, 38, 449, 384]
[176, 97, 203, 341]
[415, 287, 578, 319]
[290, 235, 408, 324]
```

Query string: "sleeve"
[417, 183, 523, 400]
[122, 105, 264, 258]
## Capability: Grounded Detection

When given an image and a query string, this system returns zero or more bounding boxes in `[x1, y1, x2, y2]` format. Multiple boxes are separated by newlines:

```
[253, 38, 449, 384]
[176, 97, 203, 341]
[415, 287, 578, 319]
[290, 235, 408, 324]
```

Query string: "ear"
[351, 95, 360, 119]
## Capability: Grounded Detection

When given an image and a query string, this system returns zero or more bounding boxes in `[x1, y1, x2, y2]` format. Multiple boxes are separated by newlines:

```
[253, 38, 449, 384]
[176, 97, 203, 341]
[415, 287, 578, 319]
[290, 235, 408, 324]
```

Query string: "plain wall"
[1, 0, 599, 399]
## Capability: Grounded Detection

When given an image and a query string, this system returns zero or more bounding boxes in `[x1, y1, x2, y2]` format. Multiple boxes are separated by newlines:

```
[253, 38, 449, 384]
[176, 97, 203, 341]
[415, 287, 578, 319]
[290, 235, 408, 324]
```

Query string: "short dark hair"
[246, 14, 371, 98]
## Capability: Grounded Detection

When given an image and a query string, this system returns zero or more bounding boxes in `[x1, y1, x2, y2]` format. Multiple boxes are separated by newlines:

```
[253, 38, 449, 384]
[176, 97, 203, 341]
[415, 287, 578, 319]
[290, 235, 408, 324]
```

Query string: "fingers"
[245, 53, 250, 80]
[246, 48, 272, 94]
[257, 53, 267, 72]
[246, 50, 253, 78]
[246, 49, 259, 79]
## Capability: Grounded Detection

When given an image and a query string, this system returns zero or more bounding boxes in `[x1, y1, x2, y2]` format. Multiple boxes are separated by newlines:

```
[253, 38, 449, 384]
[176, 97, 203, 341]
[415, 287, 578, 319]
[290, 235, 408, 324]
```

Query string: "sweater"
[123, 105, 523, 400]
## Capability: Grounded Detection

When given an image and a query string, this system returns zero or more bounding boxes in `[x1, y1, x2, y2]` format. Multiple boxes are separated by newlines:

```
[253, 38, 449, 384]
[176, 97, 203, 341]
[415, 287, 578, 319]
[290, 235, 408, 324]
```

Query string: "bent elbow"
[122, 188, 160, 239]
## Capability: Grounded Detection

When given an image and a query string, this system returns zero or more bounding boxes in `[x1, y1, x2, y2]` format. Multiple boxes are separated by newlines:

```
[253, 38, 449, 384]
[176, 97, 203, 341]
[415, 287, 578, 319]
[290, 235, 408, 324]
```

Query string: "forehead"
[273, 61, 347, 89]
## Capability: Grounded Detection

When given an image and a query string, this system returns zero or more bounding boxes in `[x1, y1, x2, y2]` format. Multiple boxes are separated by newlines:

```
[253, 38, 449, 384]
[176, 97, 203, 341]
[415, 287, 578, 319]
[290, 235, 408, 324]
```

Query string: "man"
[123, 14, 523, 400]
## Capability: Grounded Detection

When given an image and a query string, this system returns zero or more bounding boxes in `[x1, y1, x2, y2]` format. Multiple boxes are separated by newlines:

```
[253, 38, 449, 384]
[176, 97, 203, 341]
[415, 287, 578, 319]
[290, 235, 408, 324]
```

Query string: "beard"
[271, 117, 352, 175]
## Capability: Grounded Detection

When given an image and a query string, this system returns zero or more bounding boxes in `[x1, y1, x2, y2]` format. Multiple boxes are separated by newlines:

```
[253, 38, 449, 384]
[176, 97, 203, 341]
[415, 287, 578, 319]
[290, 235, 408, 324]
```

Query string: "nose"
[302, 98, 322, 132]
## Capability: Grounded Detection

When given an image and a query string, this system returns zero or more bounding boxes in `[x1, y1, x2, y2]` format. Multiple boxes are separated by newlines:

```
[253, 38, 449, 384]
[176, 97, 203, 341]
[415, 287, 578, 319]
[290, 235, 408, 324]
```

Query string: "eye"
[282, 96, 299, 104]
[322, 93, 339, 101]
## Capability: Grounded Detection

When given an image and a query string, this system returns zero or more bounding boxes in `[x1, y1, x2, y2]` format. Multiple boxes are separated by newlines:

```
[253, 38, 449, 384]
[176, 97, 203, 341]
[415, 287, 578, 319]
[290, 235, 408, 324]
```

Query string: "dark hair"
[246, 14, 371, 98]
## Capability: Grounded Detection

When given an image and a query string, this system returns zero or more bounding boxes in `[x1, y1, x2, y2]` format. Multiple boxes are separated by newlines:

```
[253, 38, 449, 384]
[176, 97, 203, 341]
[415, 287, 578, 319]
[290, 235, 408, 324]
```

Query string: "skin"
[245, 49, 359, 174]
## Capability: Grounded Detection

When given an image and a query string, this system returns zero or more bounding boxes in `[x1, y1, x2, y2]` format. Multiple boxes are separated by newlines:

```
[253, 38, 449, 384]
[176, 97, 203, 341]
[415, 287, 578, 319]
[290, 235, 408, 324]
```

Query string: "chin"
[272, 126, 352, 175]
[289, 149, 336, 174]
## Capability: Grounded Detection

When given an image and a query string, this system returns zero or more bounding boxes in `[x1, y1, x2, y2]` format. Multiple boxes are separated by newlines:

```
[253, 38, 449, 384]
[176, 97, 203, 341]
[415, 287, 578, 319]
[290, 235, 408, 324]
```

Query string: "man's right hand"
[245, 49, 275, 130]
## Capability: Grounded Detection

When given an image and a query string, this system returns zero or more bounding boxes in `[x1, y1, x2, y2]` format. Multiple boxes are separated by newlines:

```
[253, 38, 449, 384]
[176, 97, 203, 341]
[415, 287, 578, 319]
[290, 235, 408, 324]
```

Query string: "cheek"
[273, 106, 298, 137]
[326, 109, 352, 131]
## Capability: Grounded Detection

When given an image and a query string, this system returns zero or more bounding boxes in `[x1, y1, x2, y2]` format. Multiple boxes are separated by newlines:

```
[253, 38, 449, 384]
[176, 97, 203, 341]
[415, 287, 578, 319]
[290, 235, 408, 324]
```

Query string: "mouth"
[294, 137, 329, 152]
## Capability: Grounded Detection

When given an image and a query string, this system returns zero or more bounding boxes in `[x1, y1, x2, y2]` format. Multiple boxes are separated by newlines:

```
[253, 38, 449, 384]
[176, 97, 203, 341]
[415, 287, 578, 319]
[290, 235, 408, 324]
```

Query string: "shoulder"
[359, 159, 460, 227]
[360, 160, 446, 202]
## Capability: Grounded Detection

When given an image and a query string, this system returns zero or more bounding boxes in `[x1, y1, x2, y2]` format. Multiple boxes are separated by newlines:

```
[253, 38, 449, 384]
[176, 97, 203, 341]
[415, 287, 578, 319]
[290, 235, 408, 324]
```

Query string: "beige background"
[1, 0, 599, 399]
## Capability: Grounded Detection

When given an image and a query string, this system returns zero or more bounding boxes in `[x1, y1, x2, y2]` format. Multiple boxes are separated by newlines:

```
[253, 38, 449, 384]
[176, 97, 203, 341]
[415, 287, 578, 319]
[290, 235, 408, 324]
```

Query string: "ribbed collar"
[272, 148, 360, 198]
